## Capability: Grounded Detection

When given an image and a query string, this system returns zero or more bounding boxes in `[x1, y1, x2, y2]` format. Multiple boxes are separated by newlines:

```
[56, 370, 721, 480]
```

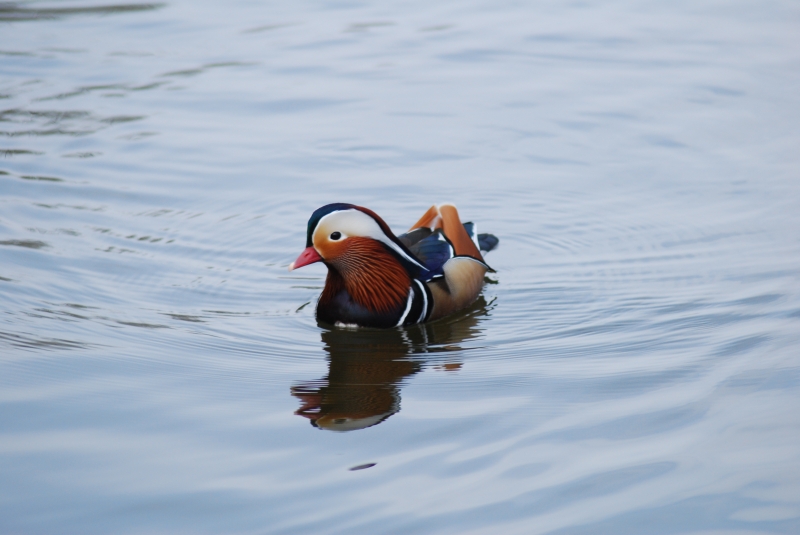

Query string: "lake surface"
[2, 1, 800, 533]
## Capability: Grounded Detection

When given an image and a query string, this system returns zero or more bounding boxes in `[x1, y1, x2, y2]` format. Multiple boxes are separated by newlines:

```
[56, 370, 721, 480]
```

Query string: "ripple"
[21, 175, 63, 182]
[0, 3, 163, 22]
[0, 148, 42, 156]
[0, 1, 799, 533]
[0, 239, 49, 248]
[0, 330, 89, 350]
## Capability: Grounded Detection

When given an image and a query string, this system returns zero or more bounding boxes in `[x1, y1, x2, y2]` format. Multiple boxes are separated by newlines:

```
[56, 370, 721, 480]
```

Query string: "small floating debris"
[348, 463, 376, 471]
[63, 152, 101, 158]
[21, 175, 63, 182]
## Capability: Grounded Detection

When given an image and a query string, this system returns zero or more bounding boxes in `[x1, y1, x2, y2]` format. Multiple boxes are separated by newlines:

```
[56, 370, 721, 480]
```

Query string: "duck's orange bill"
[289, 246, 322, 271]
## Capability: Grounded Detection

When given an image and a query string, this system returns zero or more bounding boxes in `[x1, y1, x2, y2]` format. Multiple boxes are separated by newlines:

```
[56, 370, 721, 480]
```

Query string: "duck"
[289, 203, 498, 328]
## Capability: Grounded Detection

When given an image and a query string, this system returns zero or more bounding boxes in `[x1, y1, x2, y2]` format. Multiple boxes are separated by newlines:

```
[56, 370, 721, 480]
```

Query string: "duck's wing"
[396, 204, 502, 323]
[397, 227, 433, 249]
[399, 211, 499, 278]
[397, 228, 453, 277]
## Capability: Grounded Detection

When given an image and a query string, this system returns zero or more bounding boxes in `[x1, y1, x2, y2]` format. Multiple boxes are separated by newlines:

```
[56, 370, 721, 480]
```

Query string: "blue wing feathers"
[397, 228, 432, 249]
[408, 231, 452, 276]
[398, 223, 498, 281]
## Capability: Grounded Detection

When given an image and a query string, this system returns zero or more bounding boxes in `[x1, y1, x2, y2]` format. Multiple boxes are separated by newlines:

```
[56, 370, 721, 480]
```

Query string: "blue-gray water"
[2, 1, 800, 533]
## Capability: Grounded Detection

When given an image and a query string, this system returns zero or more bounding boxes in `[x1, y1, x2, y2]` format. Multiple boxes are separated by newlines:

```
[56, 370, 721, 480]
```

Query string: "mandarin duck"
[289, 203, 498, 328]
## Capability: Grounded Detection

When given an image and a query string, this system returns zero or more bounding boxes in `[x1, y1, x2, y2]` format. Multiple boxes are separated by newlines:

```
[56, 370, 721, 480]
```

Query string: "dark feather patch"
[398, 227, 432, 249]
[462, 222, 475, 239]
[398, 229, 452, 278]
[462, 222, 498, 253]
[477, 233, 499, 253]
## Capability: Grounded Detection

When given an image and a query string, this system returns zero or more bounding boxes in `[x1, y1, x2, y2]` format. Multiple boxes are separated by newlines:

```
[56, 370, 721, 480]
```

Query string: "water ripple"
[1, 0, 799, 533]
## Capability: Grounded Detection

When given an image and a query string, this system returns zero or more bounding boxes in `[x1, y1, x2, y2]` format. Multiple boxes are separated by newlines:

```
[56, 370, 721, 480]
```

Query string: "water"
[2, 0, 800, 533]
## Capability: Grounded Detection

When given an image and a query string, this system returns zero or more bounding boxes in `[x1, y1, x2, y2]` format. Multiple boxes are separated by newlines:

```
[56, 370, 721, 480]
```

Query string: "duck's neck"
[321, 238, 411, 314]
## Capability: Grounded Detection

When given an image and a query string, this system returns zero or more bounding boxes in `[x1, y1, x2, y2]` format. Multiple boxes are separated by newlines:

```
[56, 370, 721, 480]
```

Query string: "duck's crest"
[306, 203, 357, 247]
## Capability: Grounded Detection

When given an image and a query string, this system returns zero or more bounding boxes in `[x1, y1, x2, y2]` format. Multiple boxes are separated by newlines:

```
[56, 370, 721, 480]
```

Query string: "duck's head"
[289, 203, 426, 275]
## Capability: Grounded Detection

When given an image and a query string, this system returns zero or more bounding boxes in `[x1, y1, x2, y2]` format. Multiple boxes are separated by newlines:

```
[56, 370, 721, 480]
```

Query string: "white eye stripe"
[314, 209, 427, 271]
[385, 240, 427, 271]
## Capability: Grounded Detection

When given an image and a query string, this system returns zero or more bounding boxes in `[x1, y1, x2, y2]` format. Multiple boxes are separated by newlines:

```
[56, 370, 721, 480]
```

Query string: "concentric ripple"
[1, 1, 799, 534]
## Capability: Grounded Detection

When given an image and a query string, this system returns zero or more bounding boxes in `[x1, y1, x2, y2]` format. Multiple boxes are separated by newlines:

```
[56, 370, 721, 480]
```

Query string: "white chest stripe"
[414, 279, 428, 324]
[395, 289, 414, 327]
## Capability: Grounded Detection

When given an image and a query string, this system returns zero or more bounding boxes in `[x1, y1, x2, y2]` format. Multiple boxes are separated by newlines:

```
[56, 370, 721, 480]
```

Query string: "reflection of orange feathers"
[321, 238, 410, 314]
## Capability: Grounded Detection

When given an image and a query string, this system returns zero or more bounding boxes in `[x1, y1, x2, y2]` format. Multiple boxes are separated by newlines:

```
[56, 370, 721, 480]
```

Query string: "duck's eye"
[330, 232, 342, 241]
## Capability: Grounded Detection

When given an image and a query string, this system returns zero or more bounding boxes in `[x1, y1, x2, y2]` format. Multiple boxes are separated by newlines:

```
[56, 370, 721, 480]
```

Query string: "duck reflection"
[292, 296, 491, 431]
